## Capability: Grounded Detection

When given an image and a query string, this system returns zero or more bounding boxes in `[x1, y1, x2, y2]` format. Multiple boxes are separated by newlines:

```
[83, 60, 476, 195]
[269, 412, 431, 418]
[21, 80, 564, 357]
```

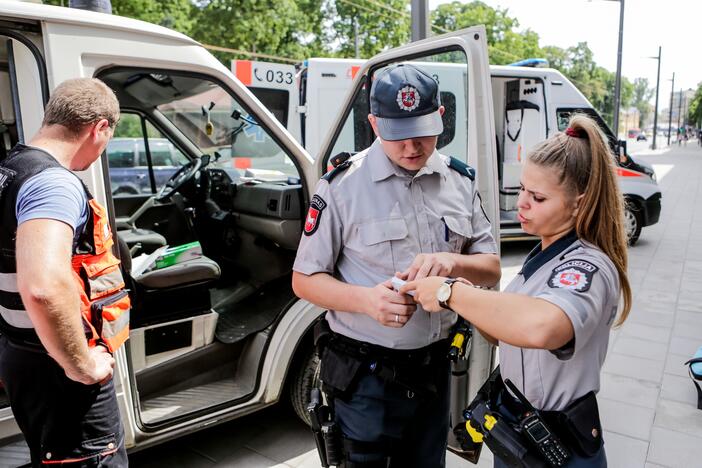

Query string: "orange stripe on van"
[235, 60, 252, 86]
[351, 66, 361, 79]
[616, 168, 644, 178]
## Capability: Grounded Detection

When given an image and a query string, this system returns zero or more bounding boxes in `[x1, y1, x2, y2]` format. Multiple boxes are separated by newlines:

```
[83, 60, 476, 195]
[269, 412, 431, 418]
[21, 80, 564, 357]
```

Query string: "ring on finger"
[395, 314, 400, 323]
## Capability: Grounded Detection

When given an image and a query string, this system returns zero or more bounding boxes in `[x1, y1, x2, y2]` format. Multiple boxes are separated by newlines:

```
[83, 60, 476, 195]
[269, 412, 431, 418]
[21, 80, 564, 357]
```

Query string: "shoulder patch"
[548, 259, 599, 292]
[303, 194, 327, 236]
[447, 157, 475, 181]
[322, 160, 352, 182]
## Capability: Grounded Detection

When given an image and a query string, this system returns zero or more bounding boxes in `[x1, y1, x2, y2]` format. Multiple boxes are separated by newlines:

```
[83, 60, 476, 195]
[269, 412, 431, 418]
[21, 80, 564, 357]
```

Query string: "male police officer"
[0, 78, 128, 466]
[292, 64, 501, 467]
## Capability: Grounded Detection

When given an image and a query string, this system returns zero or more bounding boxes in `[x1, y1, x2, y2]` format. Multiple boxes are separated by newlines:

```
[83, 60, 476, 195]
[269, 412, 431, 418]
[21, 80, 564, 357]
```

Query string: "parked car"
[106, 138, 186, 195]
[636, 132, 647, 141]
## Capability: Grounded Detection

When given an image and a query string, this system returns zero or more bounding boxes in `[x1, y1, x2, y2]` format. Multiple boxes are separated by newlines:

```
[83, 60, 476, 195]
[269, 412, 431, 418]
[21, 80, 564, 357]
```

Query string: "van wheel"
[624, 201, 642, 245]
[289, 347, 321, 427]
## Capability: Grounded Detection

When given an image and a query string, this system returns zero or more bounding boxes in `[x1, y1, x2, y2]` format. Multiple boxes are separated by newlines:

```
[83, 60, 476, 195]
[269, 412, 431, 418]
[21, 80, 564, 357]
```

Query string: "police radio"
[503, 379, 571, 467]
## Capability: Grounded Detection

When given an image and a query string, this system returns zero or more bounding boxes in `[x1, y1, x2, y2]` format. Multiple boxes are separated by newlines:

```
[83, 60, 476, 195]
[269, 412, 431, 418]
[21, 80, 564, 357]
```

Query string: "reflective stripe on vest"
[0, 272, 33, 328]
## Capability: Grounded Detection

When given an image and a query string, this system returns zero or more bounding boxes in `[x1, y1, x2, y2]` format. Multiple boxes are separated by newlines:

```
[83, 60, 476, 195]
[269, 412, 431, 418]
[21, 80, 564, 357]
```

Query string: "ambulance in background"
[234, 58, 662, 245]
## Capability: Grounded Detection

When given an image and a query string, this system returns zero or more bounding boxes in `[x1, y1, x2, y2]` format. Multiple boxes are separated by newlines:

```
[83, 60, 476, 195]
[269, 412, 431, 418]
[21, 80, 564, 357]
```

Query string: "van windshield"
[100, 70, 298, 178]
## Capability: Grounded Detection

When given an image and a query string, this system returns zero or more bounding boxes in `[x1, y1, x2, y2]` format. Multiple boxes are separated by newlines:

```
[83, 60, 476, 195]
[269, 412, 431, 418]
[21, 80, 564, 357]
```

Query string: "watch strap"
[438, 278, 458, 310]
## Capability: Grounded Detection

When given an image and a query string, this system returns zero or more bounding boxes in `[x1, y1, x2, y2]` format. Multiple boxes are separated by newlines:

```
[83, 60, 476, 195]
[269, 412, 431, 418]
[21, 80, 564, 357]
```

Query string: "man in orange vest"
[0, 78, 129, 466]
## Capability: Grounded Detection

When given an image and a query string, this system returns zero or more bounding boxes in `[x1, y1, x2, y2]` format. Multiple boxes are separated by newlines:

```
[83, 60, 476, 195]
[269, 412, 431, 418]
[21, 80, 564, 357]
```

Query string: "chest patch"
[548, 259, 599, 292]
[304, 194, 327, 236]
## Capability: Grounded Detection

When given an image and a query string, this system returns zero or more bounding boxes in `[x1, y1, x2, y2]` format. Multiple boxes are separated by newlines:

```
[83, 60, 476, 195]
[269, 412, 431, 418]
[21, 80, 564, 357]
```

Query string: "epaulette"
[322, 159, 352, 182]
[447, 156, 475, 181]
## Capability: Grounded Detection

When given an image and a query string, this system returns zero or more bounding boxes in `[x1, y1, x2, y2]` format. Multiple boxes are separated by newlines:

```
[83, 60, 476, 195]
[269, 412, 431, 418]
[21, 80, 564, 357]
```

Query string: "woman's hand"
[400, 276, 447, 312]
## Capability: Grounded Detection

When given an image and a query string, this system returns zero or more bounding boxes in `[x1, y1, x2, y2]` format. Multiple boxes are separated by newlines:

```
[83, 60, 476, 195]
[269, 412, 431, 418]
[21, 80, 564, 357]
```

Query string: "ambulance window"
[326, 50, 469, 166]
[249, 87, 289, 126]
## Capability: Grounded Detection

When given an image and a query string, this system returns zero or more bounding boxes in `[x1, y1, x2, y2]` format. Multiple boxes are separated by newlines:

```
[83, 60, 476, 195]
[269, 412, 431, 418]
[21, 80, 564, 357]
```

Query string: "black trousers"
[333, 357, 451, 467]
[0, 336, 127, 467]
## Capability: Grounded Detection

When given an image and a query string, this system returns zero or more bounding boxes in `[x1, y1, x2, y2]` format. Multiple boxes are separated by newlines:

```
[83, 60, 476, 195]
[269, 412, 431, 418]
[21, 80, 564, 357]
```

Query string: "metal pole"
[652, 46, 661, 150]
[354, 17, 360, 59]
[667, 72, 675, 146]
[612, 0, 625, 137]
[411, 0, 429, 41]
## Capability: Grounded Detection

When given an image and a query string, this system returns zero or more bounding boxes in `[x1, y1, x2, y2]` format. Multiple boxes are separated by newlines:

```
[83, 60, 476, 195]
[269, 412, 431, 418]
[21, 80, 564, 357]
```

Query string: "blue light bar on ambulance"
[508, 58, 549, 68]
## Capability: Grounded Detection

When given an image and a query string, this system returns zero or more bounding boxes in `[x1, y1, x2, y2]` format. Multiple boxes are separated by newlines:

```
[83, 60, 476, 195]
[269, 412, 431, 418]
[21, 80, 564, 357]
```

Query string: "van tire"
[625, 201, 642, 245]
[289, 347, 320, 427]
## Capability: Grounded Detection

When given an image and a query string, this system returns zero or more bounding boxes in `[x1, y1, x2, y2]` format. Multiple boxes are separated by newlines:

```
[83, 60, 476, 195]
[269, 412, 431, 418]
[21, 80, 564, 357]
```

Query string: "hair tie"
[565, 127, 586, 139]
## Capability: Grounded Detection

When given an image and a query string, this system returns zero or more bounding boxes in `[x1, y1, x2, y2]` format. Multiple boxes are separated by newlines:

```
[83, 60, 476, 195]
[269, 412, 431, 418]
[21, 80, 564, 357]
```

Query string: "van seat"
[134, 257, 221, 290]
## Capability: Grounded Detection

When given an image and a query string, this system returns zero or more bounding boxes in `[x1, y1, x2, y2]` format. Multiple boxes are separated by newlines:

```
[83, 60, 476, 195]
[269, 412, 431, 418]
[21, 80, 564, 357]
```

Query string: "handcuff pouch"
[555, 391, 602, 457]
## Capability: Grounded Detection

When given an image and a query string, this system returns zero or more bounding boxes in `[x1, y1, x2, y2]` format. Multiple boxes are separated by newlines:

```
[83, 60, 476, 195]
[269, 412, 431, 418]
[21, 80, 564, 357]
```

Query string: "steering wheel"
[155, 156, 203, 202]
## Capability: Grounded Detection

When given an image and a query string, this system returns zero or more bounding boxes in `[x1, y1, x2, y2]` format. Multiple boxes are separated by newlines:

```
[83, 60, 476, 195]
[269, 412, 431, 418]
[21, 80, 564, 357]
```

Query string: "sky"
[429, 0, 701, 105]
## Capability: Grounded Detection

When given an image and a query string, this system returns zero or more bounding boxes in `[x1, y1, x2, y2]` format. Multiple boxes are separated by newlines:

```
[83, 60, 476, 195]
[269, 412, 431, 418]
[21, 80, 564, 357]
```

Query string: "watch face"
[437, 283, 451, 302]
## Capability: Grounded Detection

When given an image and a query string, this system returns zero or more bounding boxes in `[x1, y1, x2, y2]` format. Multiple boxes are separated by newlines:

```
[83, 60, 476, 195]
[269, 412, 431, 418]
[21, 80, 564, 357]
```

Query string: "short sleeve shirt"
[499, 232, 619, 411]
[15, 167, 89, 246]
[293, 139, 497, 349]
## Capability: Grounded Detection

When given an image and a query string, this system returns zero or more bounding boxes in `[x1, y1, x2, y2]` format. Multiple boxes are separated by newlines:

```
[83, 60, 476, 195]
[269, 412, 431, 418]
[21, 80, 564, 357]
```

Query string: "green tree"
[43, 0, 196, 35]
[329, 0, 411, 58]
[632, 77, 654, 128]
[191, 0, 327, 63]
[432, 1, 543, 65]
[688, 83, 702, 128]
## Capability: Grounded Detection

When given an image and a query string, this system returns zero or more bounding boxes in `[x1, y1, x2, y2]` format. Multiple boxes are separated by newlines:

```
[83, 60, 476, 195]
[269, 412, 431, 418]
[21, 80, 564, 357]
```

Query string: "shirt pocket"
[438, 215, 472, 253]
[355, 217, 410, 275]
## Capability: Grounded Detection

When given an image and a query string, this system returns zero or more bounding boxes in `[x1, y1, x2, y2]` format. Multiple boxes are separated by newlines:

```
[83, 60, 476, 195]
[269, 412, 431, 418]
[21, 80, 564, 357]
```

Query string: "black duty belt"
[315, 318, 450, 398]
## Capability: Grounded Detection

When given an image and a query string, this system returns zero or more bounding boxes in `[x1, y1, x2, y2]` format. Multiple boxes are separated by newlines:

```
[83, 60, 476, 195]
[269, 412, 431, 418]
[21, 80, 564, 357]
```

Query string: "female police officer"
[402, 114, 632, 467]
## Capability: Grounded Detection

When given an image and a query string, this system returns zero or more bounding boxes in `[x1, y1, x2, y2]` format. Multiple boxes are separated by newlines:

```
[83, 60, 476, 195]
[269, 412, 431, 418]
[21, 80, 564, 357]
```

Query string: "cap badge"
[396, 86, 420, 112]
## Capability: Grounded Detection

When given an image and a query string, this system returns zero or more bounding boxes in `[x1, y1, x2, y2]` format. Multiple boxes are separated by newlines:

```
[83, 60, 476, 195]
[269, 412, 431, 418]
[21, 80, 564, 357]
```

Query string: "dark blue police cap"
[370, 64, 443, 141]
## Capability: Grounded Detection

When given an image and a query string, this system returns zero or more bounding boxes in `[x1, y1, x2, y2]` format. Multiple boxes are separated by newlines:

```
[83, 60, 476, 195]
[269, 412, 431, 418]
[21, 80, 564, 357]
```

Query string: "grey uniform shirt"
[500, 231, 619, 411]
[293, 139, 497, 350]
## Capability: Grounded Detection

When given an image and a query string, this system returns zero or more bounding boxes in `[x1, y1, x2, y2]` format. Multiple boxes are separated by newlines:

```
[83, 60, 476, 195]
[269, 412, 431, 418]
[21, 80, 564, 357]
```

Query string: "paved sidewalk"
[594, 143, 702, 467]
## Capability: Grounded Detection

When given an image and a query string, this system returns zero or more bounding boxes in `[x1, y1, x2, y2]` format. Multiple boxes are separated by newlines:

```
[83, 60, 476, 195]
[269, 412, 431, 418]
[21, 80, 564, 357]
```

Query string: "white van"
[235, 58, 662, 244]
[0, 2, 498, 459]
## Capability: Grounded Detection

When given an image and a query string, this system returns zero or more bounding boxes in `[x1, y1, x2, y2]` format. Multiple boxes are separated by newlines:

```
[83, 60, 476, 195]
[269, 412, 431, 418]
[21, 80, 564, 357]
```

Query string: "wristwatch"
[437, 278, 458, 310]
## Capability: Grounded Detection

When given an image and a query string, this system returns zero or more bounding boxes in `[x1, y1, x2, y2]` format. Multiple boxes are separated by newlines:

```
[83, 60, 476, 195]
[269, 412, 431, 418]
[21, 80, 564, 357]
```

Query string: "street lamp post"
[411, 0, 429, 41]
[612, 0, 625, 137]
[668, 73, 675, 146]
[650, 46, 661, 150]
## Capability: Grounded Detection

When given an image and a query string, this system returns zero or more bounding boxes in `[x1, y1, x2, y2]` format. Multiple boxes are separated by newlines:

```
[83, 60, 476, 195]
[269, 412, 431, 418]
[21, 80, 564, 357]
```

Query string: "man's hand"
[397, 253, 456, 282]
[64, 346, 115, 386]
[361, 279, 416, 327]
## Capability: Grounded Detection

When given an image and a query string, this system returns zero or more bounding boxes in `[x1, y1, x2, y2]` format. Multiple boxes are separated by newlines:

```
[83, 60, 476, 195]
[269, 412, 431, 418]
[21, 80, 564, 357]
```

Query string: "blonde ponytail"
[528, 114, 632, 326]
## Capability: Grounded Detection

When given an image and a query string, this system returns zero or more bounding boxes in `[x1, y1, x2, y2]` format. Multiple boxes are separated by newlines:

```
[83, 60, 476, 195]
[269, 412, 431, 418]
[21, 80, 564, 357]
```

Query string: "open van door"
[314, 25, 499, 450]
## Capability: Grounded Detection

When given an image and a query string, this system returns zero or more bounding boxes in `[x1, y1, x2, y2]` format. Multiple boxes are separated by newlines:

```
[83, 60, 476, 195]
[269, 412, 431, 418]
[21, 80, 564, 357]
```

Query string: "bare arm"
[402, 278, 573, 349]
[292, 271, 416, 328]
[16, 219, 113, 385]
